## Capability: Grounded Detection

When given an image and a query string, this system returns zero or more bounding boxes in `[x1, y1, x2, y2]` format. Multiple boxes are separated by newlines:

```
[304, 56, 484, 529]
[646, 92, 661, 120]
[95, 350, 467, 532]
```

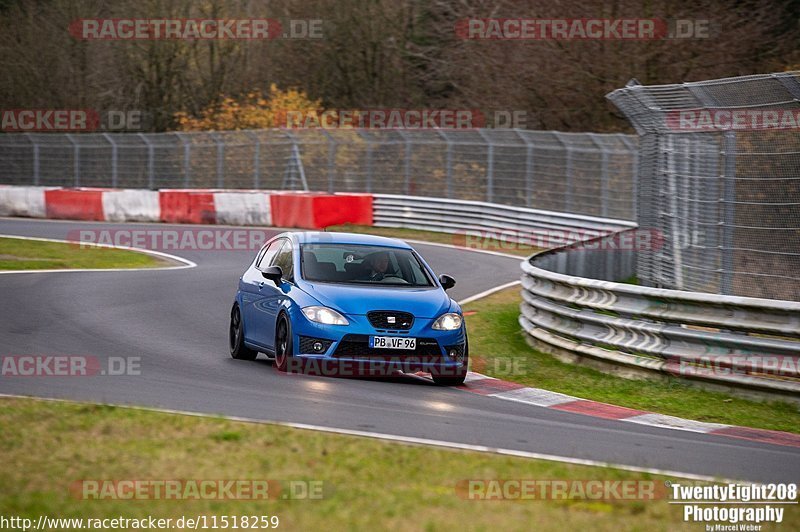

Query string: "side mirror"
[438, 274, 456, 291]
[261, 265, 283, 286]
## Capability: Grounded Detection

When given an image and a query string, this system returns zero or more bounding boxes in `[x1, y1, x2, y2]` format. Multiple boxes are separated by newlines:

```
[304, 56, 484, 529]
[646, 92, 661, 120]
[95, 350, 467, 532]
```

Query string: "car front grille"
[333, 334, 442, 360]
[367, 310, 414, 331]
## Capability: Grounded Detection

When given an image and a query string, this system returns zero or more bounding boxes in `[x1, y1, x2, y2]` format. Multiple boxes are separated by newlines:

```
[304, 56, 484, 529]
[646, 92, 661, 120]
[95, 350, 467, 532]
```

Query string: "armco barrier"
[372, 194, 635, 247]
[519, 230, 800, 401]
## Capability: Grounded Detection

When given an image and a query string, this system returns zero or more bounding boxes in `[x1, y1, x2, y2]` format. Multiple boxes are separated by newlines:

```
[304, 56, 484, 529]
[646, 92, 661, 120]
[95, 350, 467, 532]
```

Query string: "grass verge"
[327, 224, 541, 257]
[0, 237, 169, 270]
[464, 287, 800, 434]
[0, 396, 741, 531]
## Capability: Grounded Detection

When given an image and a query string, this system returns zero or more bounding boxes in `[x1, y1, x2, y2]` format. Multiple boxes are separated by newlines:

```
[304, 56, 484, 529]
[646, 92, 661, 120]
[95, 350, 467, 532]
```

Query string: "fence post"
[245, 131, 260, 189]
[138, 133, 155, 189]
[102, 133, 118, 188]
[587, 133, 609, 217]
[66, 134, 80, 187]
[398, 130, 412, 195]
[619, 134, 638, 220]
[357, 130, 373, 193]
[477, 129, 494, 203]
[25, 133, 40, 186]
[174, 133, 191, 188]
[434, 130, 453, 199]
[514, 129, 534, 208]
[211, 133, 224, 188]
[553, 132, 573, 212]
[321, 130, 336, 193]
[721, 131, 737, 295]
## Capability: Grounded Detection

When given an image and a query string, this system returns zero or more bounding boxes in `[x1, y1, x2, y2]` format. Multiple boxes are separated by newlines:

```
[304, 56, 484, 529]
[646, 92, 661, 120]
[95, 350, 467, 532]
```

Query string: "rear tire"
[230, 304, 257, 361]
[274, 313, 294, 372]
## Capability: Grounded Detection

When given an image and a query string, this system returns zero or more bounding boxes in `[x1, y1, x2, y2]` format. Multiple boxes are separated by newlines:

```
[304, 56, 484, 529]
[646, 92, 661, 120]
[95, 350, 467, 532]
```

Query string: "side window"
[256, 240, 283, 269]
[271, 241, 295, 281]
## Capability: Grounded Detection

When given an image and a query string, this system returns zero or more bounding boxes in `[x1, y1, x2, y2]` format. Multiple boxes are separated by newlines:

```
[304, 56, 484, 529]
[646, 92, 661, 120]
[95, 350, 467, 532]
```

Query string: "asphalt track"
[0, 218, 798, 483]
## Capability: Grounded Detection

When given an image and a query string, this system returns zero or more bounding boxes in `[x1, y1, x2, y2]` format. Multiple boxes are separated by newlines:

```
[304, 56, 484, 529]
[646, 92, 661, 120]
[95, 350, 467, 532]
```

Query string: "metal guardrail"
[373, 194, 636, 247]
[519, 229, 800, 399]
[375, 194, 800, 398]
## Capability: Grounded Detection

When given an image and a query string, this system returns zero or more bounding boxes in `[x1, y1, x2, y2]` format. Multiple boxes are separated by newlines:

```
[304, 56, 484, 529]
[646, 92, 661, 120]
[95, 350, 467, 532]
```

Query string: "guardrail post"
[138, 133, 155, 189]
[721, 131, 737, 295]
[102, 133, 118, 188]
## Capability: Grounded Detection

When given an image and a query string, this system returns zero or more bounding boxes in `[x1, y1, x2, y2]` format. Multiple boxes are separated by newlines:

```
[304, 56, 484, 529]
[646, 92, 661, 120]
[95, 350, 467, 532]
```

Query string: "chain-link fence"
[0, 129, 638, 221]
[608, 71, 800, 302]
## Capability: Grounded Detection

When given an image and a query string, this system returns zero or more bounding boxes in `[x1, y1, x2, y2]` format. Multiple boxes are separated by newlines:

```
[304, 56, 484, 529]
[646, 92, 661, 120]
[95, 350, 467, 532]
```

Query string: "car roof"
[288, 231, 412, 249]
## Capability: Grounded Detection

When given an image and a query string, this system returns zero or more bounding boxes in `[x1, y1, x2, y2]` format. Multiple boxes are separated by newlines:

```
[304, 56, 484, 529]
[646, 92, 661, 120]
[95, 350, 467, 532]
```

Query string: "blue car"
[229, 231, 468, 385]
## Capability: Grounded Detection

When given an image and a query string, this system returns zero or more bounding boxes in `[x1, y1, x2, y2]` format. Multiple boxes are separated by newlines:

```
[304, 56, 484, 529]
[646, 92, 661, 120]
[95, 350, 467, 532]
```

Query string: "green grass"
[0, 397, 752, 532]
[464, 288, 800, 434]
[0, 237, 168, 270]
[327, 224, 542, 257]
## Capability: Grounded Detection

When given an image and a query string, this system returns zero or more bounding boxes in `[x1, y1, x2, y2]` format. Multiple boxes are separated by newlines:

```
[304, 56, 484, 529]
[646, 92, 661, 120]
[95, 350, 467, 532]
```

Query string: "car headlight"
[302, 306, 349, 326]
[432, 312, 463, 331]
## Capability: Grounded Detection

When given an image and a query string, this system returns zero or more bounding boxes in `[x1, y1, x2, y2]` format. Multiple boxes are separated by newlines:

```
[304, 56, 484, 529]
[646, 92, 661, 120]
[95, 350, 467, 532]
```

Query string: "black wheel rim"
[276, 319, 288, 366]
[230, 307, 241, 350]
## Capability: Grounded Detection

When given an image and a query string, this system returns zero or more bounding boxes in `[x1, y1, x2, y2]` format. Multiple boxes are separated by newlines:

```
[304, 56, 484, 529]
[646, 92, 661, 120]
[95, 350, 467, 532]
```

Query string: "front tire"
[274, 313, 294, 372]
[230, 303, 257, 361]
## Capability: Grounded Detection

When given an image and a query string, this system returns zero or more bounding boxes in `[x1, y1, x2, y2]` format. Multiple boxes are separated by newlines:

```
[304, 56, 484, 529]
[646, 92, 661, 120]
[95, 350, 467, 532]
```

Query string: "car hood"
[301, 282, 451, 318]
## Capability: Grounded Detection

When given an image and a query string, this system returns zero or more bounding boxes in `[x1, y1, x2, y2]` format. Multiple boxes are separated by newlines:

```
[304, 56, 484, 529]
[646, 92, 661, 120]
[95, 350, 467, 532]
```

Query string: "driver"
[364, 252, 391, 281]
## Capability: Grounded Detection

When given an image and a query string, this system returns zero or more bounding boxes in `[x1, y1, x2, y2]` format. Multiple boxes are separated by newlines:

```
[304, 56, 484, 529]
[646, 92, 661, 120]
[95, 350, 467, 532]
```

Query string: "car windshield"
[300, 244, 433, 287]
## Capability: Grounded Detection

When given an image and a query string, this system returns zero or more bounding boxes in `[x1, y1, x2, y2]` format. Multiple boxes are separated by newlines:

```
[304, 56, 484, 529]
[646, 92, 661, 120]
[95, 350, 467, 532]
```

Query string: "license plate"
[369, 336, 416, 350]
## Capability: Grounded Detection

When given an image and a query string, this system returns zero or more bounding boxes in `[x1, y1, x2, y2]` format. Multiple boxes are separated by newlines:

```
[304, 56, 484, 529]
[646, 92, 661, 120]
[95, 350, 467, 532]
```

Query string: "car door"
[256, 239, 296, 350]
[241, 238, 284, 348]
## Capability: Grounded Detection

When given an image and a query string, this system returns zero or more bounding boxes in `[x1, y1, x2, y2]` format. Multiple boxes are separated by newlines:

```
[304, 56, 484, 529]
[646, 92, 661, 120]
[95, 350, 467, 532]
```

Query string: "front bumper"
[289, 312, 467, 376]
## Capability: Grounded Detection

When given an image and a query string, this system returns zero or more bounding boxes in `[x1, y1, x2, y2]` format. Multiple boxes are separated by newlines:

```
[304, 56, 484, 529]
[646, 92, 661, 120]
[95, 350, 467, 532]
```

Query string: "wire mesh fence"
[608, 71, 800, 301]
[0, 129, 638, 221]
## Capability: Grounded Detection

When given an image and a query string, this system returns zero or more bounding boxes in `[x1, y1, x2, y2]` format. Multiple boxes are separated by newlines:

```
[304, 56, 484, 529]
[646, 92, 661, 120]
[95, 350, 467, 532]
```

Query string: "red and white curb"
[0, 185, 373, 229]
[452, 372, 800, 449]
